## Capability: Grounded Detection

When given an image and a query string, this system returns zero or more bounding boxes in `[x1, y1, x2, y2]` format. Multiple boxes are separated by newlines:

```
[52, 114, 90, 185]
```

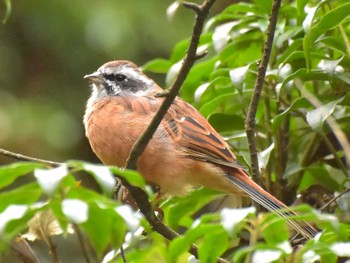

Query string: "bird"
[83, 60, 317, 240]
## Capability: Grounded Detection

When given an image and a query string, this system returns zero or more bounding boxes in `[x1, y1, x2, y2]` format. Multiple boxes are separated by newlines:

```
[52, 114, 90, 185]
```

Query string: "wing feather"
[163, 98, 245, 170]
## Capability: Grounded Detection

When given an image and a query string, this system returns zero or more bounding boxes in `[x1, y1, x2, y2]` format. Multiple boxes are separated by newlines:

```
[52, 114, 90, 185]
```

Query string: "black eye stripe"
[104, 73, 127, 82]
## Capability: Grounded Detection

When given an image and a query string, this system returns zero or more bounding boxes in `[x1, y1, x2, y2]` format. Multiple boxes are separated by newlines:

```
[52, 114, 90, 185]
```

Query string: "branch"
[74, 224, 93, 263]
[0, 147, 62, 167]
[119, 0, 229, 261]
[126, 0, 215, 171]
[320, 188, 350, 212]
[244, 0, 282, 186]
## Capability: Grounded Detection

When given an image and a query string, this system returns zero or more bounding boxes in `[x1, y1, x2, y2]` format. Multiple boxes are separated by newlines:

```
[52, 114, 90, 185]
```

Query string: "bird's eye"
[114, 74, 127, 82]
[104, 73, 127, 82]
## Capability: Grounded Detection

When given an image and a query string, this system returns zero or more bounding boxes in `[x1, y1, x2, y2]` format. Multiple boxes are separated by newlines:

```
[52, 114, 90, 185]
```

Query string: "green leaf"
[182, 57, 217, 102]
[0, 162, 44, 189]
[306, 97, 343, 130]
[296, 0, 308, 18]
[109, 166, 146, 189]
[283, 163, 303, 179]
[318, 37, 348, 56]
[2, 0, 12, 24]
[115, 205, 142, 232]
[64, 187, 128, 257]
[317, 57, 344, 75]
[251, 249, 283, 263]
[272, 97, 311, 131]
[253, 0, 272, 14]
[206, 3, 259, 30]
[66, 184, 116, 205]
[68, 161, 118, 195]
[82, 163, 116, 196]
[81, 203, 126, 257]
[49, 199, 71, 232]
[142, 59, 172, 74]
[0, 204, 28, 235]
[302, 2, 324, 69]
[220, 40, 262, 67]
[208, 113, 245, 133]
[62, 199, 89, 224]
[279, 50, 307, 65]
[168, 219, 226, 262]
[330, 242, 350, 258]
[34, 165, 69, 195]
[163, 188, 221, 229]
[198, 228, 229, 263]
[194, 76, 231, 105]
[303, 2, 350, 69]
[275, 39, 303, 65]
[220, 207, 255, 234]
[199, 93, 236, 117]
[299, 167, 340, 192]
[258, 143, 275, 169]
[2, 205, 40, 239]
[261, 213, 289, 244]
[0, 183, 42, 212]
[223, 2, 260, 16]
[280, 69, 332, 90]
[309, 3, 350, 45]
[168, 236, 191, 262]
[229, 64, 250, 93]
[166, 1, 181, 21]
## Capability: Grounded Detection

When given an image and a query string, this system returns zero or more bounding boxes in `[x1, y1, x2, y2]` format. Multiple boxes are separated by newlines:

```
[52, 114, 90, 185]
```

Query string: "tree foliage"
[1, 0, 350, 262]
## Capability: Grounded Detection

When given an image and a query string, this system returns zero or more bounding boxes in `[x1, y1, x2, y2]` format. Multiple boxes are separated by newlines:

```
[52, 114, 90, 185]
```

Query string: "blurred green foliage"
[1, 0, 350, 262]
[0, 0, 194, 163]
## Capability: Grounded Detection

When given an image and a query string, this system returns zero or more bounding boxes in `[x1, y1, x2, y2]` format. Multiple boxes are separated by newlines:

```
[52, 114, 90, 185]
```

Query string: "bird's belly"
[85, 110, 194, 195]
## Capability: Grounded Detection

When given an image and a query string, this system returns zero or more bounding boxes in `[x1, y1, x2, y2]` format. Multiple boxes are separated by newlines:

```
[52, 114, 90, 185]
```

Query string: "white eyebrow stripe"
[119, 65, 154, 86]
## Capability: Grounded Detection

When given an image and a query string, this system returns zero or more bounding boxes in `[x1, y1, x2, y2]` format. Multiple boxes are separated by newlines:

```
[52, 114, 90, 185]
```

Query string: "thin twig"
[320, 188, 350, 212]
[74, 224, 92, 263]
[45, 236, 60, 263]
[120, 245, 127, 263]
[320, 133, 349, 177]
[12, 237, 41, 263]
[244, 0, 282, 186]
[0, 148, 62, 167]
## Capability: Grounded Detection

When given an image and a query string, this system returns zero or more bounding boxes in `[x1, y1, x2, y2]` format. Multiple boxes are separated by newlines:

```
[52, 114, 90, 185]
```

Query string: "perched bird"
[84, 60, 317, 239]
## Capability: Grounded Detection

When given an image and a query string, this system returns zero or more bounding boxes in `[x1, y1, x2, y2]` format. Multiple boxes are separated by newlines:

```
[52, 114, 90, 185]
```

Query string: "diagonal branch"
[244, 0, 282, 186]
[119, 1, 230, 262]
[125, 0, 215, 171]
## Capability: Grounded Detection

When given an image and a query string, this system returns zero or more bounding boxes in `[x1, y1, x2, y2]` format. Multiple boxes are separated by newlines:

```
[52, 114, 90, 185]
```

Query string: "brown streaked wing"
[166, 98, 245, 170]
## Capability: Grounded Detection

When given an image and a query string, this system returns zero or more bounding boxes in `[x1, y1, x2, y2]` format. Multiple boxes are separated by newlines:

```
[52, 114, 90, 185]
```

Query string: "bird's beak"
[84, 72, 104, 84]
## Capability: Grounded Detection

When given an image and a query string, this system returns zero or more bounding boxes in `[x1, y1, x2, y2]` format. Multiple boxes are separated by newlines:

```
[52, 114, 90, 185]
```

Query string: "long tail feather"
[226, 173, 318, 240]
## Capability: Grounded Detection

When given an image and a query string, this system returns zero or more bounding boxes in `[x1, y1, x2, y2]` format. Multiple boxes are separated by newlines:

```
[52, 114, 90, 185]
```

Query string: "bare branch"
[74, 224, 93, 263]
[0, 148, 62, 167]
[244, 0, 282, 186]
[46, 236, 60, 263]
[183, 2, 202, 13]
